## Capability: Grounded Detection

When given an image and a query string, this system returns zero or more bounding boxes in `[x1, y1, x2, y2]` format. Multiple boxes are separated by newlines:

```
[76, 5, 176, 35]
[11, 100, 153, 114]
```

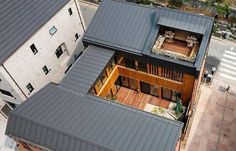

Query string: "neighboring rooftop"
[83, 0, 214, 71]
[0, 0, 69, 64]
[6, 83, 183, 151]
[60, 46, 114, 94]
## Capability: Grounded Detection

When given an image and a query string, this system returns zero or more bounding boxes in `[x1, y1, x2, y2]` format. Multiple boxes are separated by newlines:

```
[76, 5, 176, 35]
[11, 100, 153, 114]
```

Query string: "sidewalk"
[185, 79, 236, 151]
[0, 115, 16, 151]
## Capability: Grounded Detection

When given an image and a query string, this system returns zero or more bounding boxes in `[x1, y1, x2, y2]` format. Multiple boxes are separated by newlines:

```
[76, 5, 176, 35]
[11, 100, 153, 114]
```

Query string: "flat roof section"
[6, 83, 183, 151]
[60, 46, 115, 94]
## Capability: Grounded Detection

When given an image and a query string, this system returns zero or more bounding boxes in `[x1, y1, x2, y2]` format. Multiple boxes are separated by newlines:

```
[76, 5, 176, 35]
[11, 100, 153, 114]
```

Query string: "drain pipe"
[74, 0, 86, 32]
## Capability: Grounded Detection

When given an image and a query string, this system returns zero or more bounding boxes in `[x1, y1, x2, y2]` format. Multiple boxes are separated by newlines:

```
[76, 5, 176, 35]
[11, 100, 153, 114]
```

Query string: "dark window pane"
[90, 88, 96, 95]
[96, 79, 103, 90]
[68, 8, 73, 15]
[55, 46, 63, 58]
[139, 62, 147, 72]
[75, 33, 80, 40]
[42, 65, 49, 75]
[162, 87, 171, 100]
[129, 78, 138, 90]
[150, 85, 159, 97]
[30, 44, 38, 54]
[172, 91, 182, 102]
[26, 83, 34, 93]
[125, 58, 135, 69]
[0, 89, 13, 97]
[140, 81, 150, 94]
[121, 76, 129, 87]
[101, 71, 108, 83]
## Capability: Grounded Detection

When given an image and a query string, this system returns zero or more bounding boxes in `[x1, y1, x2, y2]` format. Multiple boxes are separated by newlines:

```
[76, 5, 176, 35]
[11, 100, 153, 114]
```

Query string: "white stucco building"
[0, 0, 85, 106]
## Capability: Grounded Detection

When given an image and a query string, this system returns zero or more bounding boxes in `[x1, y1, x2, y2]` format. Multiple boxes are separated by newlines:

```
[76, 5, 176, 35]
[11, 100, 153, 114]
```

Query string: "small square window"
[26, 83, 34, 93]
[55, 46, 63, 58]
[49, 26, 57, 35]
[42, 65, 49, 75]
[30, 44, 38, 54]
[68, 8, 73, 15]
[75, 33, 80, 40]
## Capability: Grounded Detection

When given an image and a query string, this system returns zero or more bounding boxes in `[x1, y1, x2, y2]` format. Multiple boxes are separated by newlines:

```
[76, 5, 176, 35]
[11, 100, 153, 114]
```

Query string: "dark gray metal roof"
[6, 83, 183, 151]
[157, 17, 206, 34]
[60, 46, 115, 94]
[83, 0, 214, 71]
[0, 0, 69, 64]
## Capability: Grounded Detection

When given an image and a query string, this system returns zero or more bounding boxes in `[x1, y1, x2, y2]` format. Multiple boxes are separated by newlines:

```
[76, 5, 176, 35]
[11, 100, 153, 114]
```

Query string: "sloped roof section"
[60, 46, 114, 94]
[83, 0, 214, 71]
[6, 83, 183, 151]
[83, 0, 156, 54]
[157, 17, 206, 34]
[0, 0, 69, 64]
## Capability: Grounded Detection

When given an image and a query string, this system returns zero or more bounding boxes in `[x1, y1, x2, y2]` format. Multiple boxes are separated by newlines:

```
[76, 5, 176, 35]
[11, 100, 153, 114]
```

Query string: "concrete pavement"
[78, 1, 98, 28]
[185, 79, 236, 151]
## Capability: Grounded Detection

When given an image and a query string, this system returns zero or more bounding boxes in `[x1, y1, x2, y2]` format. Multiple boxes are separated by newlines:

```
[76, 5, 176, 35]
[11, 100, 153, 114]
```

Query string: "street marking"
[218, 67, 236, 76]
[221, 58, 236, 66]
[225, 50, 236, 57]
[223, 54, 236, 61]
[220, 62, 236, 71]
[218, 73, 236, 81]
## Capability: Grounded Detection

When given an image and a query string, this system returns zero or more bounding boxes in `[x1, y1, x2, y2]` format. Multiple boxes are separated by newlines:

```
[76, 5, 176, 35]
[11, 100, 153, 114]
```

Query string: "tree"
[216, 3, 231, 19]
[168, 0, 183, 8]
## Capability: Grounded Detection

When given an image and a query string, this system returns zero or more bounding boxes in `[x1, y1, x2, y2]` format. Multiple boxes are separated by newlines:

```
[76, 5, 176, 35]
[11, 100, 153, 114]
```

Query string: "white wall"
[0, 0, 85, 104]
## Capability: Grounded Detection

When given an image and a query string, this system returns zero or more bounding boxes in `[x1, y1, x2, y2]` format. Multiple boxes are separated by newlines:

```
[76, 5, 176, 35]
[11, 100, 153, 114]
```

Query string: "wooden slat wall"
[97, 66, 119, 97]
[97, 65, 195, 105]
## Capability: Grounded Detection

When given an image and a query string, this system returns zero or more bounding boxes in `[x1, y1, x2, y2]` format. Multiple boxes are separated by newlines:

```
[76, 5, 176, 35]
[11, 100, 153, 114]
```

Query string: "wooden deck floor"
[115, 87, 170, 110]
[161, 40, 191, 56]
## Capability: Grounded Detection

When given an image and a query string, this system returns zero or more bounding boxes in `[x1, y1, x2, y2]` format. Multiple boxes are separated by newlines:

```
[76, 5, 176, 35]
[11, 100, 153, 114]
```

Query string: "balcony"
[152, 28, 201, 62]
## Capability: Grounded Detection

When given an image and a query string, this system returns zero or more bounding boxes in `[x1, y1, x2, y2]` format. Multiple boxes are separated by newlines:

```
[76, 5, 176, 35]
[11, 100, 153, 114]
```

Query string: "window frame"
[68, 8, 73, 16]
[42, 65, 49, 75]
[30, 44, 38, 55]
[55, 46, 63, 58]
[26, 83, 34, 93]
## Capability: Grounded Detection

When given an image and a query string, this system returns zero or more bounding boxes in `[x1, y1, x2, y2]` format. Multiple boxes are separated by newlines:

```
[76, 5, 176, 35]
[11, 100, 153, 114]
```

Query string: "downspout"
[74, 0, 86, 32]
[2, 65, 28, 99]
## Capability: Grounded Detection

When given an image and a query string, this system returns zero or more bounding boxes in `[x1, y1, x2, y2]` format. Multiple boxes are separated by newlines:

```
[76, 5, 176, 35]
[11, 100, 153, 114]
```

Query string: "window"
[100, 71, 108, 83]
[125, 58, 135, 69]
[0, 89, 13, 97]
[68, 8, 73, 15]
[140, 81, 150, 94]
[26, 83, 34, 93]
[172, 91, 182, 102]
[49, 26, 57, 35]
[150, 85, 159, 97]
[162, 87, 171, 100]
[42, 65, 49, 75]
[96, 79, 103, 91]
[30, 44, 38, 54]
[75, 33, 80, 40]
[138, 62, 147, 72]
[55, 46, 63, 58]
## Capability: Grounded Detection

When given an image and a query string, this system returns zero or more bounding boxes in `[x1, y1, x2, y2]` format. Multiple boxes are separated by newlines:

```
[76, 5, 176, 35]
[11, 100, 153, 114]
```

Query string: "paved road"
[208, 37, 236, 86]
[78, 1, 98, 28]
